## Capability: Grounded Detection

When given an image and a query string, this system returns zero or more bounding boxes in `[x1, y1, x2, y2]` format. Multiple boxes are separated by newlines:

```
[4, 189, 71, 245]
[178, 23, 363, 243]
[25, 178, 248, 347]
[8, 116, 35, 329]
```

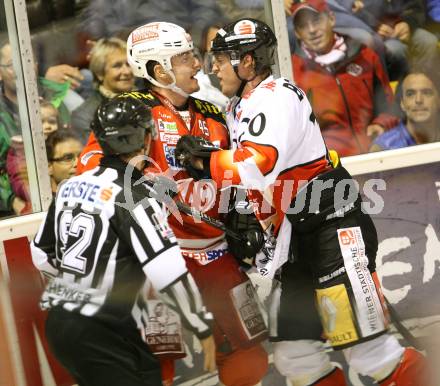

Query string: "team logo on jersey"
[157, 119, 178, 133]
[338, 229, 355, 246]
[234, 20, 256, 36]
[346, 63, 363, 77]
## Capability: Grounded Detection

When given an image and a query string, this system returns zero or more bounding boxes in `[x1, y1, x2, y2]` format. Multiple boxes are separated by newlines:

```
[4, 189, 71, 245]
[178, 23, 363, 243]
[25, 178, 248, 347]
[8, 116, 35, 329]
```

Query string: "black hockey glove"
[175, 135, 220, 180]
[224, 208, 265, 263]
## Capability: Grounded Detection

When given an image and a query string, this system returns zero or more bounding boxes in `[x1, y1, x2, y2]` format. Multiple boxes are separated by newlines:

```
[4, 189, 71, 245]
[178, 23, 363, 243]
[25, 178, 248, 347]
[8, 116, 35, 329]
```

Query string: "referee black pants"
[45, 306, 162, 386]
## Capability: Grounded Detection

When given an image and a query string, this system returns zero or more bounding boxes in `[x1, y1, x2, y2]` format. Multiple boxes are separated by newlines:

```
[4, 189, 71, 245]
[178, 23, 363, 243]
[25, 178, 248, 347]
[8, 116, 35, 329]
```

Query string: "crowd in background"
[0, 0, 439, 218]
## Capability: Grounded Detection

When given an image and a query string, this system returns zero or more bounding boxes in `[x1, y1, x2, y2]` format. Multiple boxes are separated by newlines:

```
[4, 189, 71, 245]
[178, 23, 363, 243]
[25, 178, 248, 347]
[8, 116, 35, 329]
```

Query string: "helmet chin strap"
[145, 70, 189, 98]
[233, 66, 257, 97]
[165, 70, 190, 98]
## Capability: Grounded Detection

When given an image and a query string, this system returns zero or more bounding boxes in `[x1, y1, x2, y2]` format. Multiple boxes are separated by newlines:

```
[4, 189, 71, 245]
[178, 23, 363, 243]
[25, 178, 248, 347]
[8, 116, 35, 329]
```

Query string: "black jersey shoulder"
[119, 89, 162, 108]
[189, 96, 225, 124]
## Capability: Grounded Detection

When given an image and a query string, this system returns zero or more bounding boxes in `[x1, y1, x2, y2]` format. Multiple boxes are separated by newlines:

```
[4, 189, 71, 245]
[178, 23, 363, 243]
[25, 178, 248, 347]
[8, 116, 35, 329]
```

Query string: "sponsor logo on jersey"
[157, 119, 178, 133]
[316, 284, 359, 347]
[159, 132, 180, 145]
[157, 111, 172, 120]
[338, 229, 355, 245]
[193, 99, 221, 115]
[121, 91, 155, 100]
[338, 227, 386, 338]
[163, 144, 183, 170]
[61, 180, 102, 203]
[181, 247, 228, 265]
[99, 186, 114, 201]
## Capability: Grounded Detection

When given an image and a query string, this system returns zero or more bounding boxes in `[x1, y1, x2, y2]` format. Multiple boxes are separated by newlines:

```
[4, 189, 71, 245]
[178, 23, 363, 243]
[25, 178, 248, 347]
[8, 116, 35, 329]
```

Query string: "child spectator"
[6, 101, 61, 213]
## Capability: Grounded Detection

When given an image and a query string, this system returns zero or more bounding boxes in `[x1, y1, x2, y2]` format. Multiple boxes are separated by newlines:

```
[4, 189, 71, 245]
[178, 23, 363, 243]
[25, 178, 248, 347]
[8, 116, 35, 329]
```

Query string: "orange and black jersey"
[77, 89, 230, 252]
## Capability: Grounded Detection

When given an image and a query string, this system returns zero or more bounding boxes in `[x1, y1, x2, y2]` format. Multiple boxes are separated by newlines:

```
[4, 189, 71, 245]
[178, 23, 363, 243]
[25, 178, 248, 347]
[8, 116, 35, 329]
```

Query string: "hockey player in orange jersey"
[77, 21, 268, 386]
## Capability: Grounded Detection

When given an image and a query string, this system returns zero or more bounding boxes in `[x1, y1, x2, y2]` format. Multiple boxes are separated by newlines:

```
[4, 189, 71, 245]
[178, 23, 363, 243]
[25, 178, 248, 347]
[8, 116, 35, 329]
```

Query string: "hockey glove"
[224, 209, 265, 263]
[175, 135, 220, 180]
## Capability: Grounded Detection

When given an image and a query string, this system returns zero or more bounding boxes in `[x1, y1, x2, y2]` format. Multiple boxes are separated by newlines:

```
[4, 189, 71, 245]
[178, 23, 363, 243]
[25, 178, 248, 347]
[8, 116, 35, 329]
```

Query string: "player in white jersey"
[31, 97, 216, 386]
[175, 18, 431, 386]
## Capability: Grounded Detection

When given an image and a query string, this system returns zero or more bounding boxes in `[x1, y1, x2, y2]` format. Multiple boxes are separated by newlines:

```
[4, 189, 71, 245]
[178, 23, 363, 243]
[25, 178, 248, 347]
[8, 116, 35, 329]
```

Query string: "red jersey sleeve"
[76, 132, 103, 175]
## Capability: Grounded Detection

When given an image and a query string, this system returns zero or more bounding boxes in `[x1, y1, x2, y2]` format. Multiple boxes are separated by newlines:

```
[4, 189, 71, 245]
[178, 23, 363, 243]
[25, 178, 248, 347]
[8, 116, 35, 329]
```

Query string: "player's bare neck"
[154, 87, 188, 109]
[241, 73, 270, 96]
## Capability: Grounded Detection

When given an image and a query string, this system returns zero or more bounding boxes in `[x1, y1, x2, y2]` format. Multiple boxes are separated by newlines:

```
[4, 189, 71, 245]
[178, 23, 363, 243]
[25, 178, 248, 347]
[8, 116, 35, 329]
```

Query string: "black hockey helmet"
[211, 18, 277, 72]
[91, 97, 154, 156]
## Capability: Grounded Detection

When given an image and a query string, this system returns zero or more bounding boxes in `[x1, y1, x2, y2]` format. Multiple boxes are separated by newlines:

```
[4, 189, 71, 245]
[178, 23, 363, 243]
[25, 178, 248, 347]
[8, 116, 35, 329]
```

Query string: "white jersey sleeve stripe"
[132, 204, 164, 252]
[143, 245, 187, 292]
[130, 228, 150, 264]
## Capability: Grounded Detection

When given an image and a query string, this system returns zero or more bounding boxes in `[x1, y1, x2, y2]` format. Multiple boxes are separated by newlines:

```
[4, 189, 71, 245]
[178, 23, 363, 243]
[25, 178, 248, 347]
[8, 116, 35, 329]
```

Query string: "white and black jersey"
[31, 156, 212, 339]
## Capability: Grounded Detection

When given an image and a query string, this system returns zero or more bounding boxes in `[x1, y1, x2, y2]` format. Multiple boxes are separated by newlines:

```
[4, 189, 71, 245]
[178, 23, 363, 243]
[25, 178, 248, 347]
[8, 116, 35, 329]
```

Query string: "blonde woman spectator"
[71, 37, 135, 143]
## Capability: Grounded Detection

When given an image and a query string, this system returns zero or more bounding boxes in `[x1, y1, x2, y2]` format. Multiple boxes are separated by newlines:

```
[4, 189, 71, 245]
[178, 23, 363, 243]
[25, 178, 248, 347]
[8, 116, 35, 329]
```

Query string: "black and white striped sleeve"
[161, 272, 213, 339]
[126, 199, 187, 290]
[125, 199, 212, 338]
[30, 199, 59, 278]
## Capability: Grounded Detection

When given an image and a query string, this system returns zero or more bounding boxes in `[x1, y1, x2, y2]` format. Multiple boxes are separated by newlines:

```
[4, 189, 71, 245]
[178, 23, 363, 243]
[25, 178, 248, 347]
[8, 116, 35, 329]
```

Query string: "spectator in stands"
[45, 130, 82, 194]
[6, 101, 60, 213]
[371, 72, 440, 151]
[315, 0, 440, 81]
[71, 37, 135, 144]
[78, 0, 221, 48]
[0, 35, 70, 216]
[426, 0, 440, 38]
[291, 0, 398, 157]
[0, 37, 72, 130]
[217, 0, 265, 22]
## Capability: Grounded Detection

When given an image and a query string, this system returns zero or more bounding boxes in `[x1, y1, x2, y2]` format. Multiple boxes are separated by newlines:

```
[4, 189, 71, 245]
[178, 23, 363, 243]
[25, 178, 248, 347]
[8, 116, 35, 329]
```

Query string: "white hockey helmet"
[127, 22, 194, 94]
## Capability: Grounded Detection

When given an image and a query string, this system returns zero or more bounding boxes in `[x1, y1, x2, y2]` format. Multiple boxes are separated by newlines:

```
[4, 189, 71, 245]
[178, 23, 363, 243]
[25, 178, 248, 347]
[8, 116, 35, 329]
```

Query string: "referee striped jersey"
[31, 156, 212, 338]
